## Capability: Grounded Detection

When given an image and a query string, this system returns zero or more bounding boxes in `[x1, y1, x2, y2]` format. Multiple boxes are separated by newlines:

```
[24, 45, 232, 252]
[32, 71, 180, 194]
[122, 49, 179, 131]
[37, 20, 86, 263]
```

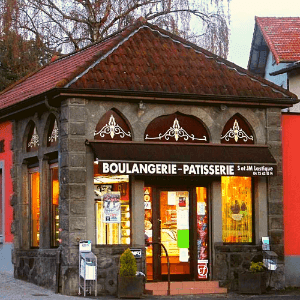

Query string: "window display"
[94, 162, 130, 245]
[29, 168, 40, 248]
[222, 176, 252, 243]
[51, 164, 59, 247]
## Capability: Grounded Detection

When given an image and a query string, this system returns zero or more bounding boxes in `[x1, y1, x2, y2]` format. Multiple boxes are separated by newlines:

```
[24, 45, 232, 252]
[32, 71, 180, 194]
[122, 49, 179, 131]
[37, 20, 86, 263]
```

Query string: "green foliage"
[119, 248, 137, 277]
[250, 261, 264, 273]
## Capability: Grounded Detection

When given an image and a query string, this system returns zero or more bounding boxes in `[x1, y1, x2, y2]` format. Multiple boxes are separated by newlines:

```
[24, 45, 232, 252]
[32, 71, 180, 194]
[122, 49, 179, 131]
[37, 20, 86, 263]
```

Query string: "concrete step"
[145, 281, 227, 296]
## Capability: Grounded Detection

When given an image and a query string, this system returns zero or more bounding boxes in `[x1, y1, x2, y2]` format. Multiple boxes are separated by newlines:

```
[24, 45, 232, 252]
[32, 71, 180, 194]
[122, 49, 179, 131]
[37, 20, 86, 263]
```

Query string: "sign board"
[130, 248, 142, 259]
[262, 237, 270, 251]
[198, 260, 208, 279]
[99, 162, 276, 177]
[79, 240, 92, 253]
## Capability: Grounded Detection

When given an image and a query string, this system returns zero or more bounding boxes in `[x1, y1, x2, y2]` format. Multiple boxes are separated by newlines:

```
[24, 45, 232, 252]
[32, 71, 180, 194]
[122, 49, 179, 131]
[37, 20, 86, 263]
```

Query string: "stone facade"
[9, 96, 285, 295]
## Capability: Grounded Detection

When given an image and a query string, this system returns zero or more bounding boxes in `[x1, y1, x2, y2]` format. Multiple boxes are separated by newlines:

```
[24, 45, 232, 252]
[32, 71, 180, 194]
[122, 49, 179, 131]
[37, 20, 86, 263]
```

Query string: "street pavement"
[1, 269, 300, 300]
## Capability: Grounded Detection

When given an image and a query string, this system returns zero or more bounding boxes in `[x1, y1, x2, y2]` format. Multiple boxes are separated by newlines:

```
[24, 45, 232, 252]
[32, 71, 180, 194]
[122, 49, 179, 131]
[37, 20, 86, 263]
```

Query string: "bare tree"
[12, 0, 230, 57]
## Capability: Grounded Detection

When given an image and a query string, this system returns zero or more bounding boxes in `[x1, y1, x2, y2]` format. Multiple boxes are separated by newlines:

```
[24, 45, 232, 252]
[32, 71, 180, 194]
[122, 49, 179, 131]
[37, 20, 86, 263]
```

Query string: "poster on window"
[103, 192, 121, 223]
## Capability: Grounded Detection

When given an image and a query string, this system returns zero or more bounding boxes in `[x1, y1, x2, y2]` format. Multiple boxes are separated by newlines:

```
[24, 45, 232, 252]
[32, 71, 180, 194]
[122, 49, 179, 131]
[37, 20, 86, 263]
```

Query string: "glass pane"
[51, 166, 59, 247]
[196, 187, 209, 279]
[222, 177, 252, 243]
[30, 170, 40, 247]
[160, 191, 190, 275]
[94, 162, 130, 245]
[144, 187, 153, 280]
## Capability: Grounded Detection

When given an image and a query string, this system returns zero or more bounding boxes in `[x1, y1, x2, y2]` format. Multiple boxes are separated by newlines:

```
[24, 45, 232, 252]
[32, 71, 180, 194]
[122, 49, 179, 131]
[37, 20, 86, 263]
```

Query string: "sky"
[228, 0, 299, 69]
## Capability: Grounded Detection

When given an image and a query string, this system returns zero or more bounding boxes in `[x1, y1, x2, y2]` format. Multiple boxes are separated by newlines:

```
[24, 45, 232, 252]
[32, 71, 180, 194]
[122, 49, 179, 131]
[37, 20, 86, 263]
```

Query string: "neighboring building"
[248, 17, 300, 111]
[0, 18, 297, 295]
[0, 120, 14, 272]
[248, 17, 300, 287]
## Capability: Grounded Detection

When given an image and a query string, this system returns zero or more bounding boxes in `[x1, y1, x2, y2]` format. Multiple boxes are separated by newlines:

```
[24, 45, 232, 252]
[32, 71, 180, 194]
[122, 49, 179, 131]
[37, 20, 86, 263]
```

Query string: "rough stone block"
[60, 183, 69, 199]
[69, 138, 86, 152]
[70, 98, 85, 105]
[70, 154, 85, 167]
[70, 184, 86, 199]
[60, 121, 68, 137]
[269, 202, 283, 215]
[268, 129, 281, 142]
[69, 122, 85, 135]
[270, 230, 284, 245]
[267, 115, 281, 127]
[69, 169, 86, 183]
[69, 106, 86, 121]
[69, 217, 86, 231]
[270, 217, 283, 230]
[269, 187, 283, 201]
[70, 200, 86, 215]
[230, 254, 243, 268]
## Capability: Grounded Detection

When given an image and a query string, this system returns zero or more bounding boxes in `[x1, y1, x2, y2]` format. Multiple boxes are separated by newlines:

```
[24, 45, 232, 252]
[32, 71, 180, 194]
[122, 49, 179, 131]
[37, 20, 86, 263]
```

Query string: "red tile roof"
[0, 18, 296, 112]
[256, 17, 300, 64]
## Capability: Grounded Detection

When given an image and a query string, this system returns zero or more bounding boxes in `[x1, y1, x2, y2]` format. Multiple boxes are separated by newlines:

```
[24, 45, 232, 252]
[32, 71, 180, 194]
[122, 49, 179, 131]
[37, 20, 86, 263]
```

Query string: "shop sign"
[130, 248, 142, 259]
[99, 162, 275, 177]
[198, 260, 208, 279]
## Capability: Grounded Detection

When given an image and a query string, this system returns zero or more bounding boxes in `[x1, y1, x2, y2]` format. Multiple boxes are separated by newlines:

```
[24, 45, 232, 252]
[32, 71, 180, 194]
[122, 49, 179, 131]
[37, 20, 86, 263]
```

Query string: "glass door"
[159, 190, 191, 280]
[145, 185, 209, 281]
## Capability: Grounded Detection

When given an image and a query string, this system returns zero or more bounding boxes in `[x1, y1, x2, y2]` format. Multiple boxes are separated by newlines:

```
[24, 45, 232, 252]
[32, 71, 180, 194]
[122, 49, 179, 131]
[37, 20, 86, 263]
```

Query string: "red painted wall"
[282, 114, 300, 255]
[0, 121, 13, 243]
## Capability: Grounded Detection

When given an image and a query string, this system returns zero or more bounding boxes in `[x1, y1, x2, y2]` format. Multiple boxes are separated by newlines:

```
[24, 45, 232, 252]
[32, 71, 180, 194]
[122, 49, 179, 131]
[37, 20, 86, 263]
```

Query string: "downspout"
[44, 96, 59, 112]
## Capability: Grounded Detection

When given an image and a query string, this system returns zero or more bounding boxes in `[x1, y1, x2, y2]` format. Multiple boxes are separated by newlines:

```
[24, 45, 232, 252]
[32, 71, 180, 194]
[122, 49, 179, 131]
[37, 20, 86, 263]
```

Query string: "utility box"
[80, 252, 97, 280]
[78, 240, 97, 297]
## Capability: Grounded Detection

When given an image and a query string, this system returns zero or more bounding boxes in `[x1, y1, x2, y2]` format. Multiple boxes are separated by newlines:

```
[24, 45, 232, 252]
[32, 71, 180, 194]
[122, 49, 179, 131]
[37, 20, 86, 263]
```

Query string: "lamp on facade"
[138, 101, 146, 117]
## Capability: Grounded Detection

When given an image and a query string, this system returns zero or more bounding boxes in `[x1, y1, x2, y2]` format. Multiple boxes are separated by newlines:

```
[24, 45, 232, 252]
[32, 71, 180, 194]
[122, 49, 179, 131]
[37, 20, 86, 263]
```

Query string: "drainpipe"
[44, 96, 59, 112]
[55, 248, 61, 294]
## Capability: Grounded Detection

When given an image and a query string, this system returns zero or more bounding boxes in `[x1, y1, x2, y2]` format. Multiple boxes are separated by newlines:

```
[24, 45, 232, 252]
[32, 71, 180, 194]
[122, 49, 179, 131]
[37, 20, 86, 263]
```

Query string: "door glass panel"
[196, 187, 209, 279]
[144, 187, 153, 280]
[160, 191, 190, 276]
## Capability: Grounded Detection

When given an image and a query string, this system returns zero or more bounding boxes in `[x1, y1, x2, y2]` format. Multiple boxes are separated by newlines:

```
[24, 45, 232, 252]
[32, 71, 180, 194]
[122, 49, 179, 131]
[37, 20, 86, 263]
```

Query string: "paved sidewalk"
[1, 270, 300, 300]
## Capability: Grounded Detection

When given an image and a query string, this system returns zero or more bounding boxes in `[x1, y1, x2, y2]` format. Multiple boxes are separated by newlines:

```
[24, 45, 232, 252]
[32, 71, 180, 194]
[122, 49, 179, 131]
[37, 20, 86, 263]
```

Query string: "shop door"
[145, 186, 209, 281]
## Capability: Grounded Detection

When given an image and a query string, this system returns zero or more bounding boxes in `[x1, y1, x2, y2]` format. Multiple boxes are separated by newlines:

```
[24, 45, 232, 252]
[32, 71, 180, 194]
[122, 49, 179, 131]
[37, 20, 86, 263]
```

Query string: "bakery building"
[0, 19, 296, 295]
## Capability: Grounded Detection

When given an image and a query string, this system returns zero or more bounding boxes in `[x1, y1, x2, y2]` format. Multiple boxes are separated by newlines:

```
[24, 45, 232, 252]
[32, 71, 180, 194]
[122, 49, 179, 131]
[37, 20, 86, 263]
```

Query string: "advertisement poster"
[103, 192, 121, 223]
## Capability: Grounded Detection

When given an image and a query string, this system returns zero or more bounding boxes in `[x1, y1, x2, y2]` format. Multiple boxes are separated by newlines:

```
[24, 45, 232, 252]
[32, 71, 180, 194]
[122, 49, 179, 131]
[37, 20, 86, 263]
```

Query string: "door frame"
[145, 177, 210, 282]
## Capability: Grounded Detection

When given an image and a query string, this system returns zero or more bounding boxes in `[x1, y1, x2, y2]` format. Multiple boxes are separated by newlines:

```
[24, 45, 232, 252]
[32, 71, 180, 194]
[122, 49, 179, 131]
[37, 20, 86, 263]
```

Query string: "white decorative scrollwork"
[94, 115, 131, 139]
[145, 118, 207, 142]
[48, 120, 59, 143]
[28, 127, 40, 148]
[221, 119, 253, 142]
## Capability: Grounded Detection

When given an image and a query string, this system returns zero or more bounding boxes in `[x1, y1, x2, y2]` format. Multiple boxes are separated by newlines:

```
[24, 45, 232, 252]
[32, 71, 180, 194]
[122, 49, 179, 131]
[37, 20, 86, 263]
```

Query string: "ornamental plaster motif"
[94, 115, 131, 139]
[48, 120, 59, 143]
[221, 119, 253, 143]
[145, 118, 207, 142]
[28, 127, 40, 148]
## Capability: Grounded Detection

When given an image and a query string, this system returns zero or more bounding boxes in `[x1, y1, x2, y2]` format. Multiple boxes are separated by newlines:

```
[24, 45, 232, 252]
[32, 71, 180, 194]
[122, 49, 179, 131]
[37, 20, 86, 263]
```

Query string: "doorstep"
[145, 281, 227, 296]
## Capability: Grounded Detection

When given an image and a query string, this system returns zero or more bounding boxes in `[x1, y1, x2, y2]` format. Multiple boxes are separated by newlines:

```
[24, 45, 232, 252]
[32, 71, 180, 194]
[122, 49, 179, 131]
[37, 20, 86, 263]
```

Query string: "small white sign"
[179, 248, 189, 262]
[197, 202, 206, 215]
[177, 209, 189, 230]
[168, 192, 176, 205]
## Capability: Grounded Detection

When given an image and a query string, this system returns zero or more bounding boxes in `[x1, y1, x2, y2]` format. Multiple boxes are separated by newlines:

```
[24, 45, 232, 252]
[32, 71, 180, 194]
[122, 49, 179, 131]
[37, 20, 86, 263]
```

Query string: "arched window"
[26, 122, 39, 152]
[94, 109, 132, 141]
[221, 114, 254, 144]
[144, 112, 209, 143]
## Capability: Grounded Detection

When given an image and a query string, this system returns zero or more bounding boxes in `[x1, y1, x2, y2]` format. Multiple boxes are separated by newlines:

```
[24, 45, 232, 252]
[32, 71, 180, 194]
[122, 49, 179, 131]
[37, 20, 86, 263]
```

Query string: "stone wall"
[214, 243, 284, 291]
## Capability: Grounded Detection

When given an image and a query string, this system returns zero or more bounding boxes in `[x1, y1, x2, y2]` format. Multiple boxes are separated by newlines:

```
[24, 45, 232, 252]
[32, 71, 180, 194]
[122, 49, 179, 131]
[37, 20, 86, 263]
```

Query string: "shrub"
[119, 248, 137, 277]
[249, 261, 264, 273]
